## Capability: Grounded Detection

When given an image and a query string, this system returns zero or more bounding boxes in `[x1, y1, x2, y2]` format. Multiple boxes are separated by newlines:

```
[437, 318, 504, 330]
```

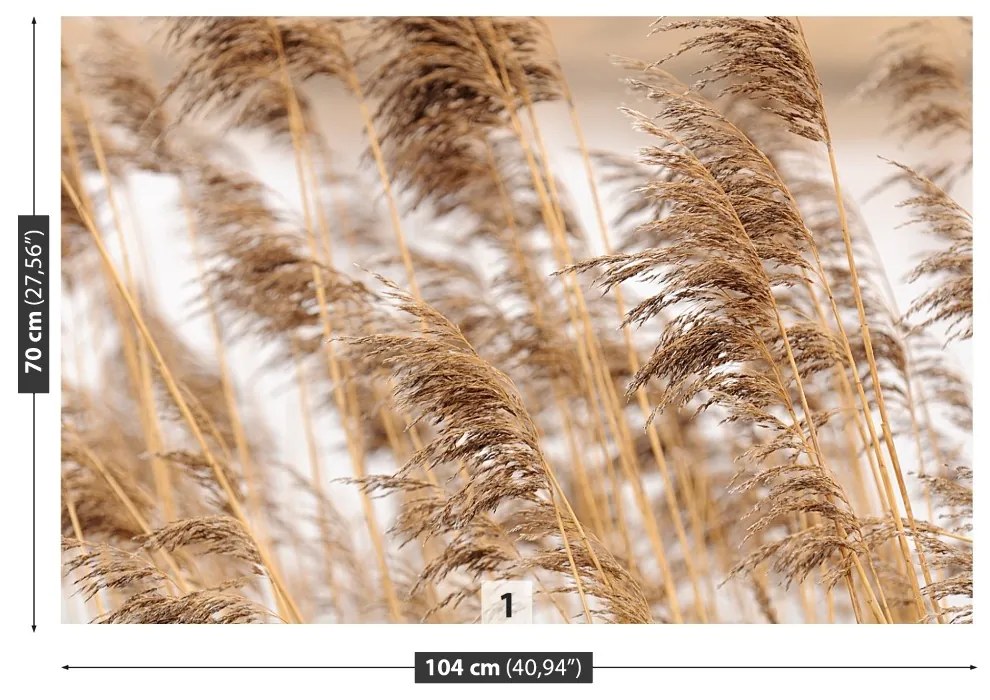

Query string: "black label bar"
[415, 652, 592, 684]
[18, 215, 48, 393]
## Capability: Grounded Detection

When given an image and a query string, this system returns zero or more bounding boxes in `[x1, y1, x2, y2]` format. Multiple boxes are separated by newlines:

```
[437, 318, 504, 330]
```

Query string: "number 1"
[501, 592, 512, 618]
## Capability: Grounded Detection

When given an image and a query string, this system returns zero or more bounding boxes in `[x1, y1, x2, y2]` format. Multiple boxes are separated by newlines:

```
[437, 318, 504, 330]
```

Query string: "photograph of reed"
[61, 16, 971, 623]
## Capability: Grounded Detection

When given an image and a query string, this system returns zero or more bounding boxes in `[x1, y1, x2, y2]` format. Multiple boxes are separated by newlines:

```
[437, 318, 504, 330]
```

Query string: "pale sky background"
[62, 17, 972, 622]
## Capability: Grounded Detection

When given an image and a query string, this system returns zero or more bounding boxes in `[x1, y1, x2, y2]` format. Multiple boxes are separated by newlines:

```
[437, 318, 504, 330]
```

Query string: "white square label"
[480, 580, 533, 624]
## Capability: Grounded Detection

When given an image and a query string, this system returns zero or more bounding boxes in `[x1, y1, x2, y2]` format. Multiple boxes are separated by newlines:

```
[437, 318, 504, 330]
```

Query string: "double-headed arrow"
[30, 15, 38, 634]
[62, 664, 975, 671]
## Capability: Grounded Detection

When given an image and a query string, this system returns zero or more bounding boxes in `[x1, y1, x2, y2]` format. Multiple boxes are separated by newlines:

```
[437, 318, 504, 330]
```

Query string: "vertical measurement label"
[415, 652, 591, 684]
[18, 215, 49, 393]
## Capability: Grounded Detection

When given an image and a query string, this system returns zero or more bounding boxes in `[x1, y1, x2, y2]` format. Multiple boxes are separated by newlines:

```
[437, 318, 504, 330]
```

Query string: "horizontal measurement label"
[415, 652, 591, 684]
[18, 215, 49, 393]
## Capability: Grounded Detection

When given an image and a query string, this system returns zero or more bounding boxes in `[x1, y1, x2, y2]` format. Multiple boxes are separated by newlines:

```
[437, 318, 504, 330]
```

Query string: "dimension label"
[19, 215, 49, 393]
[415, 652, 592, 684]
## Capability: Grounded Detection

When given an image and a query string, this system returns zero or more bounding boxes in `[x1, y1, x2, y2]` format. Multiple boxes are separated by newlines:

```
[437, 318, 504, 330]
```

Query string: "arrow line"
[29, 17, 38, 632]
[32, 17, 36, 215]
[594, 665, 975, 670]
[32, 392, 36, 631]
[63, 664, 974, 671]
[64, 666, 415, 670]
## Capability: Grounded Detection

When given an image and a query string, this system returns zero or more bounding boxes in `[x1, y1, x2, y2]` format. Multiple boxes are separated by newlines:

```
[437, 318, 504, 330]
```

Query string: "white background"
[0, 2, 984, 698]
